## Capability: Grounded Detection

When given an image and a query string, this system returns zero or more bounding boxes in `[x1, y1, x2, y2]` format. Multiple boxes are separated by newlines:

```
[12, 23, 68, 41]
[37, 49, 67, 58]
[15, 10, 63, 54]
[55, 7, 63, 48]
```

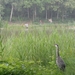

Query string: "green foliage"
[0, 35, 5, 60]
[0, 60, 56, 75]
[0, 23, 75, 75]
[2, 0, 75, 21]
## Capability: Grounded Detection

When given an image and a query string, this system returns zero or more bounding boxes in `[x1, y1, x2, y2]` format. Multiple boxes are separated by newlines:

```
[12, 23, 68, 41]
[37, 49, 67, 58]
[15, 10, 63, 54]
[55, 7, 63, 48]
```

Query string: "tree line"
[0, 0, 75, 22]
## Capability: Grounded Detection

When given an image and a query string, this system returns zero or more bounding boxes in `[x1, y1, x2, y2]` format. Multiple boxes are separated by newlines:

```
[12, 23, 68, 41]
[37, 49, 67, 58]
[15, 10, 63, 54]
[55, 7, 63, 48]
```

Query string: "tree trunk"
[27, 8, 29, 19]
[10, 4, 14, 22]
[57, 11, 59, 19]
[46, 9, 48, 20]
[51, 10, 53, 19]
[61, 11, 64, 21]
[33, 12, 34, 21]
[0, 14, 1, 21]
[61, 9, 66, 21]
[33, 6, 36, 21]
[34, 6, 36, 19]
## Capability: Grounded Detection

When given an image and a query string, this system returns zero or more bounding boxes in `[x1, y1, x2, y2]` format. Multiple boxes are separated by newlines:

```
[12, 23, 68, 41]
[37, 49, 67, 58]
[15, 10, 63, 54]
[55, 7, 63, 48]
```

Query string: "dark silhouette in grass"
[55, 44, 66, 71]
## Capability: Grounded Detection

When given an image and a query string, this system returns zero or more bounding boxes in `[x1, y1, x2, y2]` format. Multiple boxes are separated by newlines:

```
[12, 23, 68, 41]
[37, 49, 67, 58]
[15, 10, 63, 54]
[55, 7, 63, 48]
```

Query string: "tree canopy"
[1, 0, 75, 22]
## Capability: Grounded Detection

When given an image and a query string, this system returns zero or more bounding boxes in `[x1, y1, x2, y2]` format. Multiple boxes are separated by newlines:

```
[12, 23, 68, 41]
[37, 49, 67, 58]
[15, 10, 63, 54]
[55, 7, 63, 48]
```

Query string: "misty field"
[0, 23, 75, 75]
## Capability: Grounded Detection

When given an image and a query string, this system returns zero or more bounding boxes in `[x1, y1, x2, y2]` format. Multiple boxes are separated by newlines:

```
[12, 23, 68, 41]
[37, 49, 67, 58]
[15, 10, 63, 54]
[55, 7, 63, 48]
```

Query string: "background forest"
[0, 0, 75, 22]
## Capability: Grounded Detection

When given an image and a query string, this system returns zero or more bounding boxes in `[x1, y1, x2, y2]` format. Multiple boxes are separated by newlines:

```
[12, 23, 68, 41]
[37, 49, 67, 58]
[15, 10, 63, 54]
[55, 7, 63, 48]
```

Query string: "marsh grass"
[0, 23, 75, 75]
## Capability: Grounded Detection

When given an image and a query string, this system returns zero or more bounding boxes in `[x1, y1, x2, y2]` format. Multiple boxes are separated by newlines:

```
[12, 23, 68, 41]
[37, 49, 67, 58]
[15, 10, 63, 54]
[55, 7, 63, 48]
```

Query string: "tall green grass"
[1, 23, 75, 75]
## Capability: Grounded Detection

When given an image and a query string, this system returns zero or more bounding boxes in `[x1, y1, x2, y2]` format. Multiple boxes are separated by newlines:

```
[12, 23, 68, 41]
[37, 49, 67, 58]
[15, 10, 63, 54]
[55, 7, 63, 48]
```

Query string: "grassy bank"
[0, 23, 75, 75]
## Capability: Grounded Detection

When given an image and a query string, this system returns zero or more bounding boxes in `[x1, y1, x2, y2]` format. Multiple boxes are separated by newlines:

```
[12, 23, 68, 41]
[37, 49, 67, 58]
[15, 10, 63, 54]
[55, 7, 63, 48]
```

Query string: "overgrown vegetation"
[0, 22, 75, 75]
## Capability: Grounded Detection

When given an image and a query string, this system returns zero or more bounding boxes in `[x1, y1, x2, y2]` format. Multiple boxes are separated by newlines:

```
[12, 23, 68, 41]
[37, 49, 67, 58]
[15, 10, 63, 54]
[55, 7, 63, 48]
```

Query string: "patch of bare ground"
[68, 26, 75, 30]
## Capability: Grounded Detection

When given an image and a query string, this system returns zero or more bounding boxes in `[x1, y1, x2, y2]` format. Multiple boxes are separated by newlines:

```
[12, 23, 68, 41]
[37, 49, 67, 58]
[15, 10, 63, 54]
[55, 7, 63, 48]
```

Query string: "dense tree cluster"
[0, 0, 75, 22]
